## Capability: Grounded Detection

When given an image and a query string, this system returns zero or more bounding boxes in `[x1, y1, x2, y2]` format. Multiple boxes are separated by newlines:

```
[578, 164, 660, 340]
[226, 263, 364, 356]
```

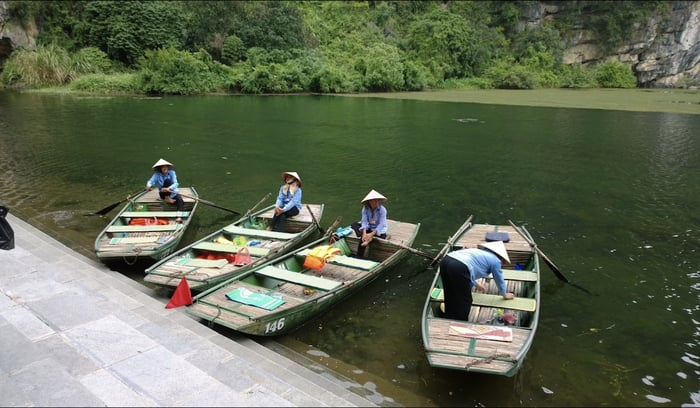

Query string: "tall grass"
[1, 44, 75, 87]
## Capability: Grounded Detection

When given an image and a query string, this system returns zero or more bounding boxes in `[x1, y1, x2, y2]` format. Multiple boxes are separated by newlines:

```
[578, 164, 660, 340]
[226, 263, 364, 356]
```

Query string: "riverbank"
[342, 88, 700, 115]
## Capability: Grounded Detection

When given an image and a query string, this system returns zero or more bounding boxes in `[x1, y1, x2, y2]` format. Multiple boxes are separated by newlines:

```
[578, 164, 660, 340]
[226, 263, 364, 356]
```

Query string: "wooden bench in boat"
[430, 288, 536, 312]
[223, 225, 298, 240]
[120, 211, 190, 218]
[256, 266, 342, 291]
[502, 270, 538, 281]
[109, 236, 160, 244]
[296, 249, 379, 271]
[176, 258, 229, 268]
[192, 242, 271, 257]
[106, 224, 182, 233]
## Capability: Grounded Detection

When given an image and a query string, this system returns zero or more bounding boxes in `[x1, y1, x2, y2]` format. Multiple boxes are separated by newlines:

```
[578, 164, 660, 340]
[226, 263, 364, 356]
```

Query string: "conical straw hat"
[281, 171, 302, 186]
[152, 158, 173, 168]
[477, 240, 510, 263]
[361, 189, 387, 204]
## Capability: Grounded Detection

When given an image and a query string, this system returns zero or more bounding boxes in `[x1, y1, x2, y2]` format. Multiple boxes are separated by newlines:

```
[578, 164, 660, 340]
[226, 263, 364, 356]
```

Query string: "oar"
[429, 214, 474, 267]
[508, 220, 594, 295]
[180, 194, 240, 215]
[374, 237, 434, 261]
[244, 192, 272, 218]
[86, 189, 143, 216]
[306, 204, 325, 234]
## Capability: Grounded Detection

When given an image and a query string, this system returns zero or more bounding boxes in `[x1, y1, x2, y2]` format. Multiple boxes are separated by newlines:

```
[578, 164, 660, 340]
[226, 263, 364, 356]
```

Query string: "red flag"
[165, 277, 193, 309]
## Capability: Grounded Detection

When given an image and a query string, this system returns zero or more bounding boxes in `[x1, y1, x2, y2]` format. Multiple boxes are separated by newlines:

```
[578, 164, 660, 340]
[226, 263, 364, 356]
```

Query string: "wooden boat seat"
[192, 242, 271, 257]
[177, 258, 229, 268]
[120, 211, 190, 218]
[109, 236, 159, 244]
[430, 289, 536, 312]
[296, 249, 379, 270]
[106, 224, 182, 233]
[256, 266, 342, 291]
[223, 225, 298, 240]
[502, 270, 538, 281]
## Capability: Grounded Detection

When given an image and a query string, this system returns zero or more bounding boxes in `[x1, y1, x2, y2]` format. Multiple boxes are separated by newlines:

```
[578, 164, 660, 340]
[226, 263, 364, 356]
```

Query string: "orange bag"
[233, 247, 251, 266]
[303, 254, 325, 270]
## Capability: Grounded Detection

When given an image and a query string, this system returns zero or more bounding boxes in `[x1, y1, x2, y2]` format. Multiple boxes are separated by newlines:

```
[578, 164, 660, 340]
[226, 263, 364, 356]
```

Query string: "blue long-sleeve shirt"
[446, 248, 507, 295]
[146, 170, 179, 199]
[360, 204, 387, 235]
[275, 185, 302, 212]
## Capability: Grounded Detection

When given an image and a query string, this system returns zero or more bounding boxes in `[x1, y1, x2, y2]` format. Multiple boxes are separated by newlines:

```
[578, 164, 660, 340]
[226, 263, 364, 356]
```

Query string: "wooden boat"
[186, 219, 421, 336]
[421, 216, 540, 377]
[94, 187, 199, 264]
[143, 203, 325, 291]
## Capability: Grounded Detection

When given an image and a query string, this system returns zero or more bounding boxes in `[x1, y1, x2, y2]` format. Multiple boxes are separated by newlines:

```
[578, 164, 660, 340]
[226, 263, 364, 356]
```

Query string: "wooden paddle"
[429, 214, 474, 267]
[306, 204, 325, 233]
[373, 237, 434, 260]
[86, 189, 143, 216]
[180, 194, 240, 215]
[243, 192, 272, 218]
[508, 220, 593, 295]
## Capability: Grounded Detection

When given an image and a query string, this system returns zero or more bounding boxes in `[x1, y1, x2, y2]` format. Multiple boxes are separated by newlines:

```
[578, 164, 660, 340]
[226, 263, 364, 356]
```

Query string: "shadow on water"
[1, 91, 699, 407]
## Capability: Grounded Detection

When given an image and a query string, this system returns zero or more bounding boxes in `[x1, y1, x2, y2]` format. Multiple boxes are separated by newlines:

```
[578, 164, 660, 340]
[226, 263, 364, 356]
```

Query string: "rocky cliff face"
[519, 0, 700, 88]
[1, 0, 698, 88]
[0, 1, 36, 64]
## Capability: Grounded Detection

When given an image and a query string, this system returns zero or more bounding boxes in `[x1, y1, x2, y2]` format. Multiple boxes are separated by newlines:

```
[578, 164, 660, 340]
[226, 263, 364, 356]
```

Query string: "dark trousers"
[350, 222, 386, 258]
[270, 207, 299, 232]
[159, 180, 185, 211]
[439, 255, 473, 321]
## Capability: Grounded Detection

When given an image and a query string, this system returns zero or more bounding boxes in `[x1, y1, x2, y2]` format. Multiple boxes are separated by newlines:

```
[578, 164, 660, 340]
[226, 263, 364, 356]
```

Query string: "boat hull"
[421, 217, 540, 377]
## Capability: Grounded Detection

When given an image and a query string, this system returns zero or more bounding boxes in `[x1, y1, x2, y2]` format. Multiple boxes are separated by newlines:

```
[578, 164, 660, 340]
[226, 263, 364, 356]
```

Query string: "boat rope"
[122, 246, 142, 266]
[207, 306, 222, 328]
[464, 352, 516, 368]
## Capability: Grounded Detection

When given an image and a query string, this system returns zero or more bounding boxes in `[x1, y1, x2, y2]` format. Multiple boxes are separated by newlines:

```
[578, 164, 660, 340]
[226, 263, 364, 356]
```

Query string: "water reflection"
[1, 91, 699, 406]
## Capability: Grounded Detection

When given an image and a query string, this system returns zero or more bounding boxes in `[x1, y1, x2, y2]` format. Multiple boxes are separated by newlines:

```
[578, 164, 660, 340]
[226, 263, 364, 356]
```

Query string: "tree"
[76, 1, 187, 66]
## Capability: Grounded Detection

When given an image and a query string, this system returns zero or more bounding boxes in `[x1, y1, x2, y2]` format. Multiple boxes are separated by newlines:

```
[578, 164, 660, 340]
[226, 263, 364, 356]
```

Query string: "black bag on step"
[0, 205, 15, 250]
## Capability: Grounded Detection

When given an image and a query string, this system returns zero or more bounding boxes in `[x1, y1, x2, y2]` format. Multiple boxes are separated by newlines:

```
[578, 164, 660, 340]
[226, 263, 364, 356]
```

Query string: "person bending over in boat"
[268, 171, 302, 232]
[145, 158, 185, 222]
[350, 189, 388, 259]
[439, 241, 514, 321]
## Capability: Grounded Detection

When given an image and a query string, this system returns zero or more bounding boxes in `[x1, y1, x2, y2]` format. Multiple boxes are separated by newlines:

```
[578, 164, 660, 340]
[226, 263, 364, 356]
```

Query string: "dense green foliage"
[2, 0, 653, 94]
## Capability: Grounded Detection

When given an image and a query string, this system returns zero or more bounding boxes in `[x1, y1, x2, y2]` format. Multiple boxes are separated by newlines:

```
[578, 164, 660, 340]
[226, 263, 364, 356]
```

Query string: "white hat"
[281, 171, 302, 186]
[152, 158, 173, 169]
[361, 189, 387, 204]
[477, 240, 510, 263]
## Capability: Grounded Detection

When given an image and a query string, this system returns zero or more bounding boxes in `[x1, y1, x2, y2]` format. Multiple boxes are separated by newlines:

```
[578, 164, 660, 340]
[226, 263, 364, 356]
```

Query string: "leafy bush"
[222, 35, 246, 65]
[559, 64, 597, 88]
[72, 47, 115, 74]
[137, 47, 220, 95]
[360, 43, 404, 91]
[594, 60, 637, 88]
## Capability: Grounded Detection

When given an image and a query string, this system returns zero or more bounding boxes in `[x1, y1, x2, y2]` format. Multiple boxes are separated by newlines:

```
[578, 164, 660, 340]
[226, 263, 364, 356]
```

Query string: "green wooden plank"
[107, 224, 181, 232]
[192, 242, 270, 257]
[223, 225, 298, 240]
[256, 266, 342, 291]
[502, 270, 538, 281]
[430, 289, 536, 312]
[121, 211, 190, 218]
[177, 258, 228, 268]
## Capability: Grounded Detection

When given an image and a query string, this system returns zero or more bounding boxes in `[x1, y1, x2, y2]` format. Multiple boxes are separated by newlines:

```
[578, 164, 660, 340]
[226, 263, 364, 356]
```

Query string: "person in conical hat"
[268, 171, 303, 232]
[438, 240, 514, 321]
[350, 189, 388, 259]
[145, 158, 185, 221]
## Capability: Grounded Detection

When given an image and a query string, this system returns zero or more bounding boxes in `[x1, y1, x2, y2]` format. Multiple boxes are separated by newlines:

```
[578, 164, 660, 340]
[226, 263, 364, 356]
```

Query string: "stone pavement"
[0, 213, 388, 407]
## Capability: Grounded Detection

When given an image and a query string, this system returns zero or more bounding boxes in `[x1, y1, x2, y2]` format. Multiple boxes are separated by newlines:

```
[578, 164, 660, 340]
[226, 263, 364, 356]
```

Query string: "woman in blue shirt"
[145, 158, 185, 221]
[439, 240, 515, 321]
[268, 171, 302, 232]
[351, 189, 388, 259]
